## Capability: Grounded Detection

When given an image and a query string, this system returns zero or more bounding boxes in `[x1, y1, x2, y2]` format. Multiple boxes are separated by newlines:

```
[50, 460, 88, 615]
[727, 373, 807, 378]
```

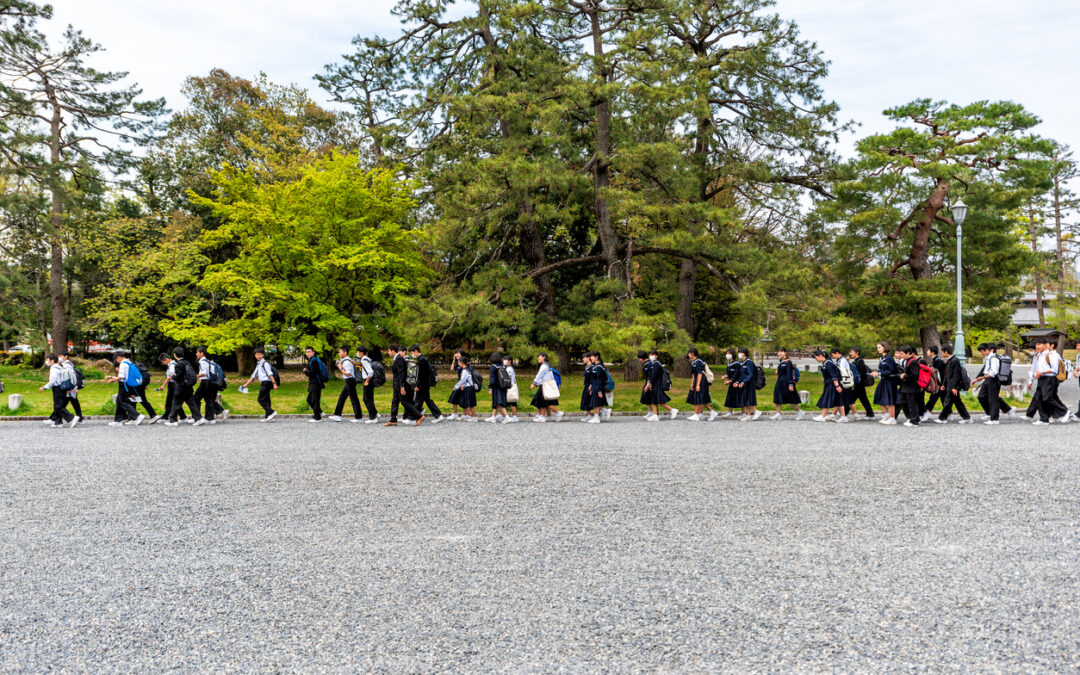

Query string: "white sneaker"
[446, 414, 458, 421]
[107, 421, 124, 427]
[42, 419, 54, 426]
[327, 415, 343, 422]
[751, 411, 762, 421]
[878, 416, 892, 425]
[687, 414, 701, 421]
[309, 418, 321, 423]
[1007, 410, 1016, 419]
[133, 415, 145, 426]
[207, 420, 217, 425]
[984, 420, 999, 425]
[429, 416, 442, 425]
[501, 416, 513, 424]
[266, 411, 277, 422]
[533, 416, 547, 423]
[933, 418, 947, 424]
[795, 410, 805, 420]
[921, 412, 931, 422]
[644, 414, 659, 422]
[670, 409, 679, 419]
[883, 418, 897, 425]
[555, 411, 564, 422]
[812, 415, 827, 423]
[588, 417, 600, 424]
[487, 416, 500, 423]
[221, 410, 230, 421]
[183, 418, 195, 424]
[769, 413, 782, 420]
[164, 421, 179, 427]
[903, 420, 916, 427]
[1032, 420, 1048, 426]
[349, 418, 362, 423]
[363, 418, 377, 424]
[958, 418, 974, 424]
[193, 419, 207, 427]
[149, 415, 163, 425]
[708, 410, 719, 421]
[581, 415, 594, 423]
[721, 412, 733, 418]
[836, 416, 849, 423]
[69, 416, 81, 428]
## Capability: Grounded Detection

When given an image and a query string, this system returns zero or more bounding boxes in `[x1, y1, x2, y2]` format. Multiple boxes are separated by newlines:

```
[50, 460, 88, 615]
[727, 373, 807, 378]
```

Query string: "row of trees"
[1, 0, 1078, 375]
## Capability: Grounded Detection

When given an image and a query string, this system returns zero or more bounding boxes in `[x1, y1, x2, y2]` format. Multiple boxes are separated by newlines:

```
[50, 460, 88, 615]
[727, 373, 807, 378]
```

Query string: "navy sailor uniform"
[686, 358, 711, 405]
[816, 360, 843, 409]
[773, 358, 801, 405]
[872, 354, 900, 407]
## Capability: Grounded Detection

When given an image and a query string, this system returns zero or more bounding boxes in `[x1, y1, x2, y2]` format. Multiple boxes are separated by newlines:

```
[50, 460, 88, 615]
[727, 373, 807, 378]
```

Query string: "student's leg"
[363, 383, 377, 420]
[116, 385, 139, 422]
[984, 380, 1001, 420]
[333, 382, 350, 417]
[905, 393, 920, 424]
[954, 395, 971, 420]
[69, 393, 82, 418]
[346, 380, 362, 418]
[137, 385, 157, 418]
[421, 388, 442, 418]
[257, 381, 274, 417]
[181, 386, 202, 421]
[199, 383, 215, 421]
[389, 388, 401, 422]
[51, 389, 71, 423]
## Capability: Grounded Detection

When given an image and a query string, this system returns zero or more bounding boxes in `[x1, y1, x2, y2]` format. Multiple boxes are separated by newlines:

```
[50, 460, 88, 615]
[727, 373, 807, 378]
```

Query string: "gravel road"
[2, 418, 1079, 671]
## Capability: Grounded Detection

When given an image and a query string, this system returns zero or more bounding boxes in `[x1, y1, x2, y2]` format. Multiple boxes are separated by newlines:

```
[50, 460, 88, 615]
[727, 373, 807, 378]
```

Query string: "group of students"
[35, 337, 1080, 428]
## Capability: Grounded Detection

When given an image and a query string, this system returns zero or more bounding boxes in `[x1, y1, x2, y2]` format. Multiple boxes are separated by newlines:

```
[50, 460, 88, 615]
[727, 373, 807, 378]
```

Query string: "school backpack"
[605, 369, 615, 392]
[124, 361, 144, 389]
[468, 366, 482, 391]
[996, 355, 1013, 385]
[1057, 357, 1068, 382]
[133, 362, 151, 387]
[793, 364, 801, 383]
[703, 363, 715, 384]
[72, 365, 85, 390]
[371, 360, 387, 387]
[405, 358, 420, 387]
[427, 359, 439, 385]
[916, 359, 934, 390]
[837, 359, 854, 390]
[496, 365, 512, 389]
[753, 363, 766, 390]
[552, 369, 562, 388]
[661, 367, 672, 391]
[312, 357, 330, 385]
[959, 365, 972, 391]
[268, 363, 281, 387]
[209, 361, 227, 389]
[57, 365, 76, 392]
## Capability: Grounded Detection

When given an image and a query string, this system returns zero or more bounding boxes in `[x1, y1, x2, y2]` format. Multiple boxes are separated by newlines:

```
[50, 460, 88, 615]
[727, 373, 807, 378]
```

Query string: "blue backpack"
[312, 357, 330, 384]
[124, 362, 144, 388]
[552, 369, 562, 388]
[605, 369, 615, 392]
[210, 361, 227, 388]
[793, 365, 801, 382]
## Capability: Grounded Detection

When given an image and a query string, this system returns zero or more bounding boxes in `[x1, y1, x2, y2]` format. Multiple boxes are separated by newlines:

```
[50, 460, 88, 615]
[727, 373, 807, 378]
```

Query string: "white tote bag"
[507, 382, 519, 403]
[541, 377, 560, 400]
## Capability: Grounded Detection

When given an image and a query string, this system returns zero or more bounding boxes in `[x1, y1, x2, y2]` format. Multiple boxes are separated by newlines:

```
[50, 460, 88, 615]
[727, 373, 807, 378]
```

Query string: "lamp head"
[952, 199, 968, 226]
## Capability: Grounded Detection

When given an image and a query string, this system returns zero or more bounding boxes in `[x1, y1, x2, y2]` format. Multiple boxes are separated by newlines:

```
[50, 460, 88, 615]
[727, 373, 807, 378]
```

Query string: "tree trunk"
[236, 346, 254, 376]
[47, 91, 67, 353]
[908, 179, 950, 350]
[673, 258, 697, 378]
[1053, 171, 1067, 327]
[623, 353, 641, 381]
[1028, 200, 1045, 326]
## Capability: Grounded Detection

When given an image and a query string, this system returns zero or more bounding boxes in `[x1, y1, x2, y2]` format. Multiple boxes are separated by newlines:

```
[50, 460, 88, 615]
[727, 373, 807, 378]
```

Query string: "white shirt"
[360, 355, 373, 379]
[457, 367, 474, 390]
[44, 363, 65, 389]
[533, 362, 553, 386]
[198, 357, 211, 378]
[1036, 349, 1062, 378]
[982, 353, 999, 378]
[251, 360, 273, 382]
[340, 357, 356, 379]
[505, 364, 516, 386]
[117, 360, 131, 382]
[166, 361, 177, 379]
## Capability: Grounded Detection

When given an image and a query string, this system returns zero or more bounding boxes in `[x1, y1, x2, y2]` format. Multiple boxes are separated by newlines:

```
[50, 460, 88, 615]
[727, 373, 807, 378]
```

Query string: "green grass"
[0, 364, 1027, 416]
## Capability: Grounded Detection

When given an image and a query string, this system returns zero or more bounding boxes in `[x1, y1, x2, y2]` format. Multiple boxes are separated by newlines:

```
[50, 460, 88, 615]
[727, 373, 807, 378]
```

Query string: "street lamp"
[952, 199, 968, 362]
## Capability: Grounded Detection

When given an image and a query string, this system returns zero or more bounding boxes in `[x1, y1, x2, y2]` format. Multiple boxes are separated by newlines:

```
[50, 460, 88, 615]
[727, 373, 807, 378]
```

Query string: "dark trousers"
[50, 388, 74, 424]
[850, 385, 874, 417]
[135, 384, 157, 418]
[169, 384, 201, 422]
[413, 386, 442, 418]
[334, 378, 362, 418]
[390, 384, 421, 422]
[362, 382, 377, 419]
[937, 391, 971, 420]
[194, 381, 216, 421]
[69, 392, 82, 418]
[903, 391, 923, 424]
[307, 382, 323, 420]
[925, 391, 943, 414]
[115, 383, 139, 422]
[1036, 377, 1068, 422]
[164, 382, 187, 420]
[257, 381, 275, 417]
[978, 379, 1011, 421]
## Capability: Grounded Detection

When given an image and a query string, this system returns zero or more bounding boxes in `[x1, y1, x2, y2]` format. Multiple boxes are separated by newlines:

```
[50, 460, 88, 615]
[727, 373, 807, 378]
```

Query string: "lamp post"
[952, 199, 969, 362]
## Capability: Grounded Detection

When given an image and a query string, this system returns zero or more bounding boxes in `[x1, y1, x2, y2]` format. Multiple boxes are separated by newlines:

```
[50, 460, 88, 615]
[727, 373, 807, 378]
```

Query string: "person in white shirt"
[57, 351, 82, 425]
[156, 352, 189, 424]
[1031, 338, 1070, 425]
[972, 343, 1012, 424]
[193, 346, 219, 424]
[503, 355, 519, 422]
[241, 347, 278, 422]
[104, 350, 144, 427]
[356, 346, 379, 423]
[328, 346, 363, 422]
[39, 353, 75, 428]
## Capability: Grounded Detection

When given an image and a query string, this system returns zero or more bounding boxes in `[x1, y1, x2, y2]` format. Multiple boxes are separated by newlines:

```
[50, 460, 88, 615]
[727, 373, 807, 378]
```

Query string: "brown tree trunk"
[1028, 200, 1046, 326]
[47, 88, 67, 352]
[673, 259, 697, 378]
[908, 179, 949, 350]
[1053, 171, 1067, 329]
[623, 353, 642, 381]
[236, 346, 254, 376]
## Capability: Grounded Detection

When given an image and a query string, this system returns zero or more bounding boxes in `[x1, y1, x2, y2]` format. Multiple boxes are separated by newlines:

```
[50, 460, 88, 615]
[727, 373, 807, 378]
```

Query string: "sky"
[40, 0, 1080, 156]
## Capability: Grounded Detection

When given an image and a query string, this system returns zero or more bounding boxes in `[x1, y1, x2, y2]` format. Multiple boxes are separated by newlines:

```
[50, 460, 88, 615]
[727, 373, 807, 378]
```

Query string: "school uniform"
[899, 357, 924, 425]
[773, 358, 801, 405]
[447, 363, 464, 406]
[579, 363, 595, 411]
[455, 367, 478, 409]
[194, 357, 216, 422]
[834, 357, 856, 408]
[851, 357, 874, 417]
[976, 354, 1011, 421]
[937, 355, 971, 421]
[1033, 350, 1068, 423]
[168, 358, 201, 423]
[736, 359, 758, 408]
[816, 360, 842, 409]
[305, 356, 324, 420]
[251, 359, 276, 418]
[593, 362, 611, 410]
[686, 358, 711, 405]
[164, 361, 187, 421]
[114, 360, 140, 423]
[61, 360, 82, 418]
[531, 362, 559, 409]
[359, 355, 378, 420]
[506, 365, 519, 405]
[723, 360, 742, 409]
[333, 357, 362, 419]
[925, 355, 947, 413]
[872, 354, 900, 407]
[490, 363, 509, 409]
[413, 355, 442, 418]
[44, 363, 75, 425]
[638, 358, 669, 406]
[389, 354, 422, 422]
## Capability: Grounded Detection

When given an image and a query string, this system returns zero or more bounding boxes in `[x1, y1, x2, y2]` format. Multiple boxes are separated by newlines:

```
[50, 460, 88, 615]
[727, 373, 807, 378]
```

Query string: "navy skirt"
[448, 388, 462, 405]
[491, 386, 508, 408]
[640, 387, 670, 405]
[872, 378, 899, 406]
[817, 386, 842, 409]
[531, 389, 558, 409]
[774, 380, 801, 405]
[736, 385, 757, 408]
[686, 384, 711, 405]
[580, 386, 593, 411]
[724, 385, 740, 408]
[457, 388, 477, 408]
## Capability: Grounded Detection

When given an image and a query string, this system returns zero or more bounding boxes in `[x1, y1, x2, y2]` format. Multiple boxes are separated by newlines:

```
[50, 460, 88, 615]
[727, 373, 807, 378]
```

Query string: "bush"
[96, 398, 116, 416]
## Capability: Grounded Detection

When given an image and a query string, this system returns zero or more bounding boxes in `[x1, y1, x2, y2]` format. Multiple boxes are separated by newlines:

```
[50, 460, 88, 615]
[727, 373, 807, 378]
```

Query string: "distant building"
[1011, 292, 1079, 329]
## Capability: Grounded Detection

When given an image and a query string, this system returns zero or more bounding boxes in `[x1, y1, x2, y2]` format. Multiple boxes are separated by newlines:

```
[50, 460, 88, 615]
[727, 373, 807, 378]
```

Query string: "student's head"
[387, 344, 398, 355]
[737, 348, 749, 360]
[409, 344, 420, 355]
[46, 353, 58, 365]
[173, 347, 185, 359]
[305, 347, 315, 357]
[942, 344, 955, 357]
[57, 350, 69, 361]
[537, 352, 548, 365]
[725, 349, 735, 361]
[357, 345, 368, 356]
[876, 341, 890, 355]
[254, 347, 265, 360]
[928, 345, 939, 357]
[459, 355, 470, 366]
[594, 352, 602, 364]
[829, 347, 842, 358]
[158, 352, 171, 364]
[688, 347, 699, 359]
[977, 342, 993, 355]
[812, 349, 826, 362]
[849, 347, 861, 359]
[113, 350, 129, 363]
[899, 344, 914, 357]
[648, 349, 659, 361]
[491, 351, 503, 364]
[637, 350, 648, 361]
[778, 347, 788, 358]
[503, 354, 512, 365]
[196, 346, 207, 358]
[453, 350, 462, 359]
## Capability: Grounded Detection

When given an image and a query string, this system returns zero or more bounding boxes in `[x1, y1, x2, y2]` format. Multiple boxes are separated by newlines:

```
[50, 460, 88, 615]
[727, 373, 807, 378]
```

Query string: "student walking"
[530, 352, 562, 422]
[193, 347, 218, 424]
[1031, 338, 1071, 425]
[685, 348, 713, 421]
[934, 344, 972, 424]
[721, 349, 741, 418]
[579, 353, 596, 422]
[302, 347, 327, 422]
[164, 347, 203, 426]
[39, 354, 76, 428]
[488, 351, 510, 423]
[848, 347, 874, 420]
[591, 352, 612, 422]
[453, 355, 479, 421]
[871, 341, 899, 424]
[503, 354, 520, 422]
[923, 346, 947, 419]
[446, 350, 465, 420]
[897, 345, 924, 427]
[386, 344, 423, 426]
[157, 352, 189, 424]
[735, 348, 761, 421]
[812, 349, 845, 422]
[241, 348, 278, 422]
[638, 349, 674, 421]
[771, 347, 803, 419]
[328, 346, 363, 422]
[409, 345, 443, 423]
[105, 351, 145, 427]
[356, 346, 379, 423]
[57, 352, 83, 426]
[130, 357, 162, 423]
[973, 343, 1012, 425]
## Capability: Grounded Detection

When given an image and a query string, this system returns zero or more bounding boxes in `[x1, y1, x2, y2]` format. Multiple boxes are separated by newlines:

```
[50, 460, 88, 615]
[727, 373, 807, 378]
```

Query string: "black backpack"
[371, 360, 387, 387]
[661, 367, 672, 391]
[73, 365, 85, 390]
[496, 365, 512, 389]
[427, 359, 439, 385]
[177, 359, 198, 387]
[959, 366, 972, 391]
[268, 363, 281, 387]
[754, 363, 766, 390]
[133, 362, 151, 387]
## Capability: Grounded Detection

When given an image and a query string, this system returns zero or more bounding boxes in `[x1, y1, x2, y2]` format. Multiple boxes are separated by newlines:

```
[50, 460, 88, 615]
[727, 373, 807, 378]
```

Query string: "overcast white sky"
[41, 0, 1080, 155]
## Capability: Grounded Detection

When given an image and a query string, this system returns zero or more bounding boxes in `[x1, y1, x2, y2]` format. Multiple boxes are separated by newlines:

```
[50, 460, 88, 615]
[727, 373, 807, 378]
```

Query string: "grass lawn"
[0, 364, 1023, 417]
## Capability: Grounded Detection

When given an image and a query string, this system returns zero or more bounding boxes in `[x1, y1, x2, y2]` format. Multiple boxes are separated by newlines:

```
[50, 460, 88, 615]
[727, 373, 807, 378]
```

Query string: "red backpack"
[916, 358, 939, 392]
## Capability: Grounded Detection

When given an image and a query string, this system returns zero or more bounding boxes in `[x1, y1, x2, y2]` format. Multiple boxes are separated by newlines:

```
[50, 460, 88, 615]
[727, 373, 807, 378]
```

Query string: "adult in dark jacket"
[410, 344, 443, 422]
[934, 344, 971, 423]
[386, 344, 423, 426]
[897, 345, 924, 426]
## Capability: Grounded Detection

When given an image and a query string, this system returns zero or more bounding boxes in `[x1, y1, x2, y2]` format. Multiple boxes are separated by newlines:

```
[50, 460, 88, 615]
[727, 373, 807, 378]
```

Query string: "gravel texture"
[2, 417, 1080, 672]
